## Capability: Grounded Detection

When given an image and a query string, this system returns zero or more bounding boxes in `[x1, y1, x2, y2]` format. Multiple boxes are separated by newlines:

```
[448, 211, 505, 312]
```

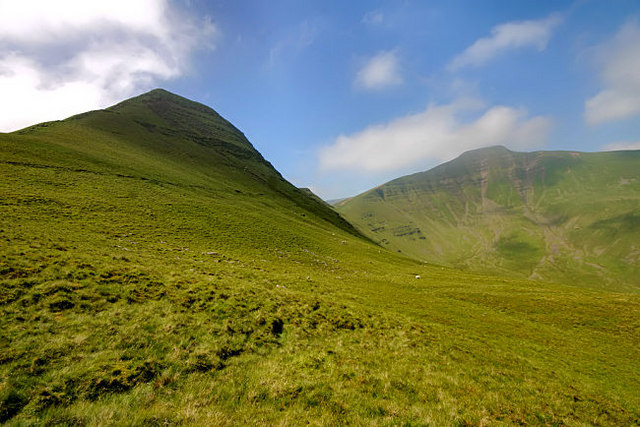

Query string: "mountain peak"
[99, 88, 260, 155]
[111, 88, 203, 109]
[142, 87, 175, 97]
[457, 145, 512, 160]
[109, 88, 223, 121]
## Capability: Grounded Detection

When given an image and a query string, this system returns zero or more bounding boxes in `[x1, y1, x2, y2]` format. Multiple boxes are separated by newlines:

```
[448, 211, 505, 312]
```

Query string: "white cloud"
[355, 50, 402, 90]
[318, 99, 551, 172]
[268, 19, 319, 67]
[0, 0, 216, 132]
[585, 21, 640, 125]
[449, 13, 562, 70]
[363, 10, 384, 25]
[602, 140, 640, 151]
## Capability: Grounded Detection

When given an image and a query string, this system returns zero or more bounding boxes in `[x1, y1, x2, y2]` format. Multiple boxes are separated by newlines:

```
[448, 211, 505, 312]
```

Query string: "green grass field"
[1, 91, 639, 425]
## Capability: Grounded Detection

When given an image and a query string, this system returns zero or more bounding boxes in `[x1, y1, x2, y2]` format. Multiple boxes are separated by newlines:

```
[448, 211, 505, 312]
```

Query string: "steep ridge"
[2, 95, 640, 424]
[337, 145, 640, 291]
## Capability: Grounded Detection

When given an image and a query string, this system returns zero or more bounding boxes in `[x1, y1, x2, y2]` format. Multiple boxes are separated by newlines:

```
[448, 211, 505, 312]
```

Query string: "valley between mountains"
[1, 90, 639, 425]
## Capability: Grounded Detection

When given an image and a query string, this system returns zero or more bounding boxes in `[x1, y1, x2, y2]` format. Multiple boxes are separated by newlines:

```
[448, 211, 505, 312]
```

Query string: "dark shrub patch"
[271, 318, 284, 336]
[0, 389, 28, 422]
[49, 296, 75, 311]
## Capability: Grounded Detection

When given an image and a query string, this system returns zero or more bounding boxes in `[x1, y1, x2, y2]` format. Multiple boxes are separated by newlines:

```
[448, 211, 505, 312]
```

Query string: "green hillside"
[337, 145, 640, 292]
[2, 93, 640, 425]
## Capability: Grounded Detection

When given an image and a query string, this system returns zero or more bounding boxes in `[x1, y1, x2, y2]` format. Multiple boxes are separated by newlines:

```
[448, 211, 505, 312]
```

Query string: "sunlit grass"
[1, 91, 639, 424]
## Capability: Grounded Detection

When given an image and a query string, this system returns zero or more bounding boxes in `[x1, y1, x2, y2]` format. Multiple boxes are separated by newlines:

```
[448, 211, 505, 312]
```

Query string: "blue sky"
[1, 1, 640, 198]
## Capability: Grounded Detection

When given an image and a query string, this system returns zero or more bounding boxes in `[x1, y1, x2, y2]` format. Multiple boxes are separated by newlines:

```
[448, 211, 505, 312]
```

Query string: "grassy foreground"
[1, 91, 639, 425]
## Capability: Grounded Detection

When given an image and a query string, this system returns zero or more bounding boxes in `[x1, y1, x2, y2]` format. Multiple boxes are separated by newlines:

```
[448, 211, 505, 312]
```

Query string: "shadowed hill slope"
[1, 95, 639, 424]
[337, 145, 640, 291]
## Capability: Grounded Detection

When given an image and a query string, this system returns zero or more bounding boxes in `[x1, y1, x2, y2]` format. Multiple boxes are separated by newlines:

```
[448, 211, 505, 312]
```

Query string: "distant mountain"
[337, 145, 640, 291]
[327, 197, 351, 205]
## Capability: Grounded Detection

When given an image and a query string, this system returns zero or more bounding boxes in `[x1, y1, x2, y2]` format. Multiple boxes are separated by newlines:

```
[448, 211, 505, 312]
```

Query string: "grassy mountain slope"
[337, 146, 640, 291]
[2, 95, 640, 425]
[7, 89, 359, 241]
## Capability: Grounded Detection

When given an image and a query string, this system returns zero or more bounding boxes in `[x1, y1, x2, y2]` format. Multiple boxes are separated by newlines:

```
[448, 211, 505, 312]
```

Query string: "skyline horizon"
[2, 1, 640, 199]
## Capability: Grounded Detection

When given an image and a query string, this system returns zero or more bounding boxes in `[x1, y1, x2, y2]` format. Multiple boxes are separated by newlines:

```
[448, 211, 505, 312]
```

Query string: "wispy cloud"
[268, 20, 319, 66]
[449, 13, 563, 70]
[354, 50, 402, 91]
[585, 21, 640, 125]
[602, 140, 640, 151]
[362, 10, 384, 25]
[318, 99, 551, 172]
[0, 0, 216, 132]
